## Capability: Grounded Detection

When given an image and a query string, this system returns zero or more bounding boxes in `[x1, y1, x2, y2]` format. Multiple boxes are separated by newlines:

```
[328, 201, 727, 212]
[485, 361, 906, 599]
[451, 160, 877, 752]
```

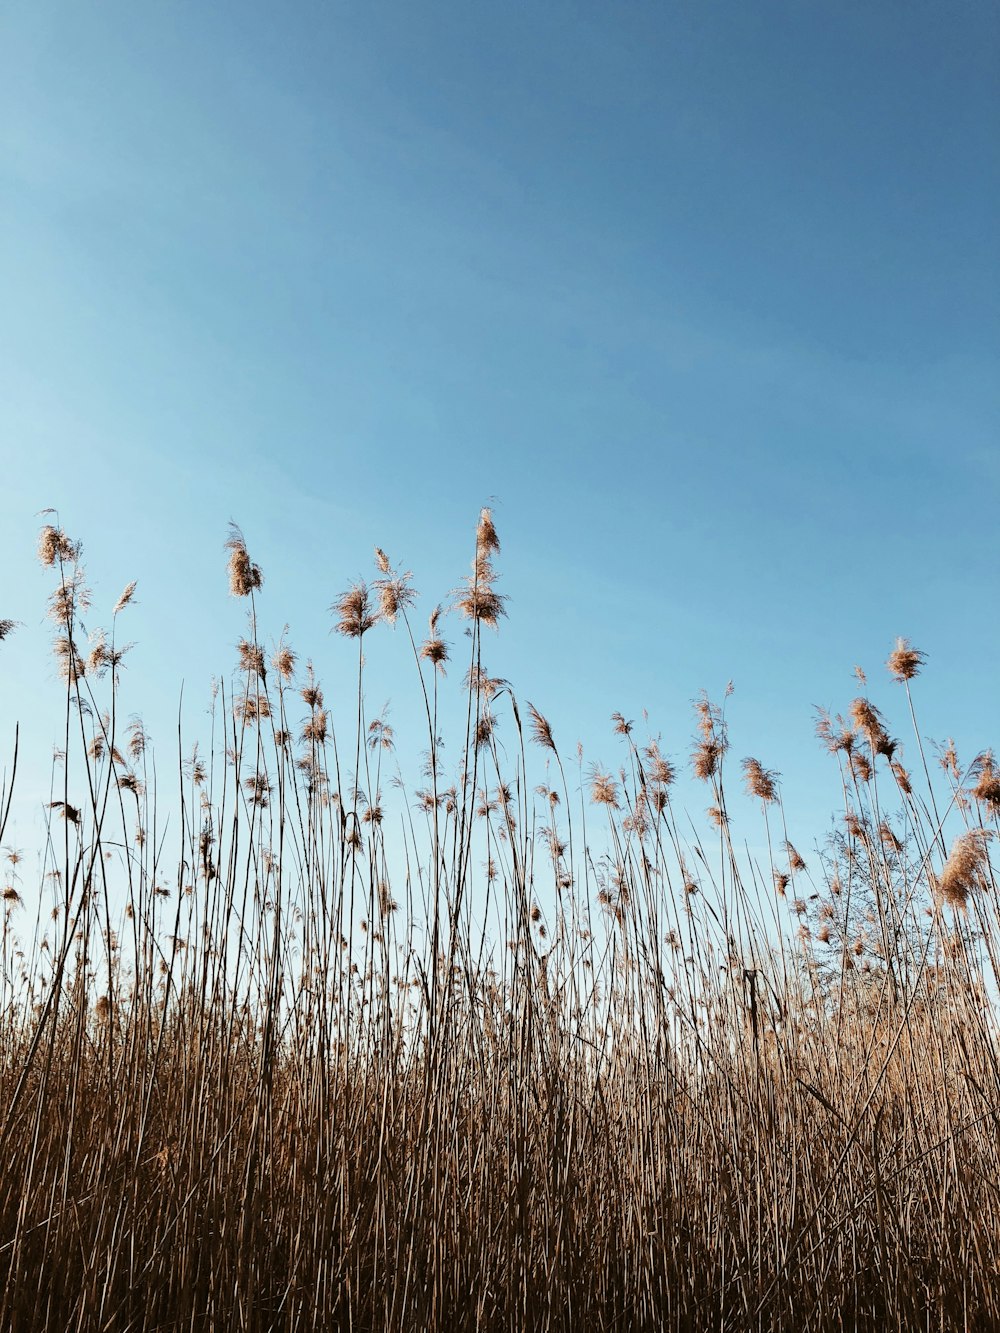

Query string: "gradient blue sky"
[1, 0, 998, 848]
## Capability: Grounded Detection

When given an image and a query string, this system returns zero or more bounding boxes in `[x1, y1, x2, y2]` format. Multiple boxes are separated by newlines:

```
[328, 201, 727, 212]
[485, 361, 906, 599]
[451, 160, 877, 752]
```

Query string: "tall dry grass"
[1, 513, 999, 1331]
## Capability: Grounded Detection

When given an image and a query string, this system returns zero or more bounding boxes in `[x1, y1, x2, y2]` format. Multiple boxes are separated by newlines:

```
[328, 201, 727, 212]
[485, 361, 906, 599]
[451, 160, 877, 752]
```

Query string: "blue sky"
[1, 0, 998, 853]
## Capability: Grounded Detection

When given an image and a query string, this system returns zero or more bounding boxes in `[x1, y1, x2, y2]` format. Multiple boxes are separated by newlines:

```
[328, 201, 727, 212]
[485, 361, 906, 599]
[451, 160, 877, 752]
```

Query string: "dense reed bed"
[1, 512, 999, 1331]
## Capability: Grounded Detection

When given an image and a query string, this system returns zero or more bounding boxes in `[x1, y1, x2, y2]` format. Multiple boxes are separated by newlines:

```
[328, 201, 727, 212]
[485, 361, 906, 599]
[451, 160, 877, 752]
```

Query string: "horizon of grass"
[1, 510, 999, 1331]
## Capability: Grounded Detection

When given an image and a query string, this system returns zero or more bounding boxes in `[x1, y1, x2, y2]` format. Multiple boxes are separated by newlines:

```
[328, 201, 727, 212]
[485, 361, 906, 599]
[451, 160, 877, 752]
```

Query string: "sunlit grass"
[1, 512, 998, 1331]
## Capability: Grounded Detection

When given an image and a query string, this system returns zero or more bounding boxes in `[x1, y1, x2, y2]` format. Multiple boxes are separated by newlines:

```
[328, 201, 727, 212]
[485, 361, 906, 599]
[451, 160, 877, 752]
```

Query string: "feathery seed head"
[816, 709, 854, 755]
[86, 635, 109, 679]
[455, 515, 507, 628]
[879, 821, 903, 853]
[743, 757, 779, 803]
[649, 788, 670, 814]
[49, 801, 81, 825]
[224, 524, 263, 597]
[48, 571, 91, 627]
[937, 830, 992, 910]
[367, 717, 394, 751]
[113, 581, 138, 615]
[527, 703, 556, 752]
[851, 752, 872, 783]
[891, 761, 913, 796]
[692, 740, 722, 781]
[466, 666, 505, 700]
[875, 733, 898, 760]
[887, 637, 926, 682]
[38, 525, 79, 568]
[374, 569, 416, 624]
[419, 605, 449, 673]
[238, 639, 266, 679]
[644, 742, 676, 787]
[474, 714, 495, 752]
[589, 767, 619, 808]
[272, 646, 296, 681]
[785, 841, 806, 873]
[127, 720, 147, 761]
[455, 579, 507, 630]
[244, 772, 272, 807]
[236, 693, 271, 725]
[971, 751, 1000, 814]
[420, 636, 449, 673]
[691, 694, 728, 780]
[54, 636, 86, 681]
[624, 791, 649, 839]
[694, 693, 723, 740]
[850, 697, 890, 753]
[301, 663, 323, 710]
[845, 810, 866, 841]
[332, 582, 378, 638]
[477, 507, 500, 556]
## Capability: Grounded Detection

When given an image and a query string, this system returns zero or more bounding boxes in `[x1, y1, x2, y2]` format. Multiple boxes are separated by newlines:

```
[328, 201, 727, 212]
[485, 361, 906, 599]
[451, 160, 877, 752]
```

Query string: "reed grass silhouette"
[1, 513, 999, 1331]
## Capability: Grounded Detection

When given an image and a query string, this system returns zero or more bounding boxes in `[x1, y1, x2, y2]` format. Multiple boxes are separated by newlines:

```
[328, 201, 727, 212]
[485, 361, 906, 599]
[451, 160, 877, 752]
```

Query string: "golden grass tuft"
[887, 635, 926, 682]
[224, 523, 263, 596]
[937, 829, 992, 909]
[743, 756, 779, 803]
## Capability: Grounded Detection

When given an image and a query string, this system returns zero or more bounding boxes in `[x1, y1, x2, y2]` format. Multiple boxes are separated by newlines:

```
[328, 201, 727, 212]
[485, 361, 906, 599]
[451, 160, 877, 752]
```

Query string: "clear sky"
[1, 0, 998, 854]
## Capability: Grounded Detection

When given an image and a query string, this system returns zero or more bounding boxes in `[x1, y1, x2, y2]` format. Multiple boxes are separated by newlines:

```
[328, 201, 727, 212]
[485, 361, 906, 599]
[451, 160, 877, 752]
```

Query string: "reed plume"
[937, 829, 991, 909]
[887, 636, 926, 682]
[224, 523, 263, 596]
[743, 757, 778, 803]
[332, 581, 378, 637]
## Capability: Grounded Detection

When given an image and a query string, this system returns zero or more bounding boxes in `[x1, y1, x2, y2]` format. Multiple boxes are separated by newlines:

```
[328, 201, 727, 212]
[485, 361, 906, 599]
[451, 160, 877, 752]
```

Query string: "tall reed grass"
[1, 511, 999, 1331]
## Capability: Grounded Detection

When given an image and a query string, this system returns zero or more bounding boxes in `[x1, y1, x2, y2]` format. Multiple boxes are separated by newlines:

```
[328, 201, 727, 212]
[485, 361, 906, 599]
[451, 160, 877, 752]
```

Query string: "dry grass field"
[2, 512, 999, 1331]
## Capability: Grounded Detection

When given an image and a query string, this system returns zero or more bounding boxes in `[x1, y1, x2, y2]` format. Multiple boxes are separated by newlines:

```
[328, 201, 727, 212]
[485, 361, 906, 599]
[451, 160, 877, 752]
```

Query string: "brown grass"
[1, 515, 999, 1331]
